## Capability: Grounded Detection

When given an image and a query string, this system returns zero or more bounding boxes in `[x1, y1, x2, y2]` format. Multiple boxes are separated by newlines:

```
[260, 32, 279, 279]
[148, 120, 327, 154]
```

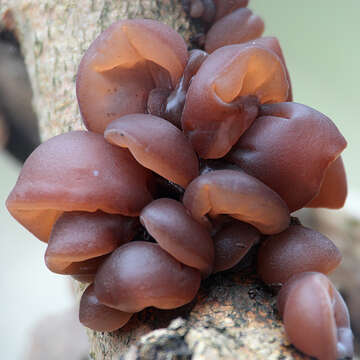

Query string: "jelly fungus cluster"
[6, 1, 354, 359]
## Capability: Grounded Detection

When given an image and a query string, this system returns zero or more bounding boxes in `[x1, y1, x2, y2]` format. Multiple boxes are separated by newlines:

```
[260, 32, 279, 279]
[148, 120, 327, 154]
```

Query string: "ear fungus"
[213, 220, 260, 273]
[245, 37, 293, 101]
[140, 198, 214, 277]
[229, 102, 347, 212]
[79, 284, 133, 332]
[148, 49, 209, 128]
[6, 131, 152, 241]
[181, 44, 289, 159]
[45, 211, 137, 277]
[104, 114, 199, 188]
[76, 19, 188, 133]
[213, 0, 249, 21]
[183, 169, 290, 235]
[94, 242, 201, 313]
[257, 224, 341, 286]
[307, 156, 347, 209]
[278, 272, 354, 360]
[205, 8, 264, 54]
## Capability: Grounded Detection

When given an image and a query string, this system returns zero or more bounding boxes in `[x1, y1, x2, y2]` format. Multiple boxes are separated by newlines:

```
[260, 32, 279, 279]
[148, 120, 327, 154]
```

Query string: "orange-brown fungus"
[182, 44, 289, 158]
[278, 272, 354, 360]
[79, 284, 133, 332]
[257, 224, 341, 286]
[6, 131, 152, 241]
[230, 102, 347, 212]
[76, 19, 188, 133]
[94, 242, 201, 313]
[45, 211, 137, 277]
[307, 156, 347, 209]
[105, 114, 199, 188]
[213, 220, 259, 273]
[183, 169, 290, 234]
[140, 198, 214, 277]
[205, 8, 264, 53]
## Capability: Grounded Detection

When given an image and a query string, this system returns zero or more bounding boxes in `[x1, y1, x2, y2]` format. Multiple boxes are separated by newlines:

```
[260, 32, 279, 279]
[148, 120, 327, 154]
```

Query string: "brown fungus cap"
[45, 211, 137, 275]
[213, 220, 260, 273]
[140, 198, 214, 277]
[94, 242, 201, 313]
[278, 272, 354, 360]
[213, 0, 249, 21]
[181, 44, 289, 159]
[6, 131, 152, 242]
[76, 19, 188, 133]
[306, 156, 347, 209]
[230, 102, 347, 212]
[79, 284, 133, 332]
[105, 114, 199, 188]
[183, 169, 290, 235]
[205, 8, 264, 53]
[257, 224, 342, 286]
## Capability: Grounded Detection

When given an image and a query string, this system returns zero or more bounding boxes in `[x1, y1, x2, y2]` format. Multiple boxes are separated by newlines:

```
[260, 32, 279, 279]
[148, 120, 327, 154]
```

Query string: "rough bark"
[0, 1, 310, 359]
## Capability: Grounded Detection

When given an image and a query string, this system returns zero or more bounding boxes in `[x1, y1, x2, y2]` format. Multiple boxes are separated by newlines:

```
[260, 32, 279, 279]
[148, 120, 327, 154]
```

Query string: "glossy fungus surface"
[213, 0, 249, 21]
[257, 224, 341, 286]
[205, 8, 264, 53]
[45, 211, 137, 275]
[76, 19, 188, 133]
[213, 220, 259, 273]
[140, 198, 214, 276]
[95, 242, 201, 313]
[182, 44, 289, 158]
[148, 49, 208, 128]
[230, 102, 347, 211]
[79, 284, 133, 331]
[6, 131, 152, 241]
[278, 272, 354, 360]
[307, 156, 347, 209]
[183, 169, 290, 234]
[105, 114, 198, 188]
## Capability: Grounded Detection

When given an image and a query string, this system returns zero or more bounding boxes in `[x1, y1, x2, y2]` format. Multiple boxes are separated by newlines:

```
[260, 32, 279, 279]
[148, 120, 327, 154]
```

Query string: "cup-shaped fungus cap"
[213, 220, 259, 273]
[245, 37, 293, 101]
[140, 198, 214, 277]
[278, 272, 354, 360]
[257, 224, 342, 286]
[94, 242, 201, 313]
[6, 131, 152, 242]
[307, 156, 347, 209]
[76, 19, 188, 133]
[79, 284, 133, 331]
[181, 44, 289, 158]
[205, 8, 264, 53]
[45, 211, 137, 275]
[183, 169, 290, 235]
[105, 114, 199, 188]
[230, 102, 347, 212]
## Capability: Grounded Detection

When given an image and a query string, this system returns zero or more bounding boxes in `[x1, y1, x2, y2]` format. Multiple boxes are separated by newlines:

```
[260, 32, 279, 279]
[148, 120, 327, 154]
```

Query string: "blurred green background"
[251, 0, 360, 190]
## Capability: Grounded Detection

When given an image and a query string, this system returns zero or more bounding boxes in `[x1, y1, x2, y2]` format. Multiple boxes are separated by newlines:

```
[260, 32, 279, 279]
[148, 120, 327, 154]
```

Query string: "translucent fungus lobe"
[140, 198, 214, 276]
[105, 114, 199, 188]
[6, 131, 152, 241]
[278, 272, 354, 360]
[183, 169, 290, 234]
[182, 44, 289, 158]
[230, 102, 347, 211]
[95, 242, 201, 313]
[257, 224, 341, 285]
[76, 19, 188, 133]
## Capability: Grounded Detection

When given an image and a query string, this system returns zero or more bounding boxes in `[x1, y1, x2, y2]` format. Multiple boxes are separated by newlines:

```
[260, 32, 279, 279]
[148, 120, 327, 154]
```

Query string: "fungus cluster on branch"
[6, 1, 354, 359]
